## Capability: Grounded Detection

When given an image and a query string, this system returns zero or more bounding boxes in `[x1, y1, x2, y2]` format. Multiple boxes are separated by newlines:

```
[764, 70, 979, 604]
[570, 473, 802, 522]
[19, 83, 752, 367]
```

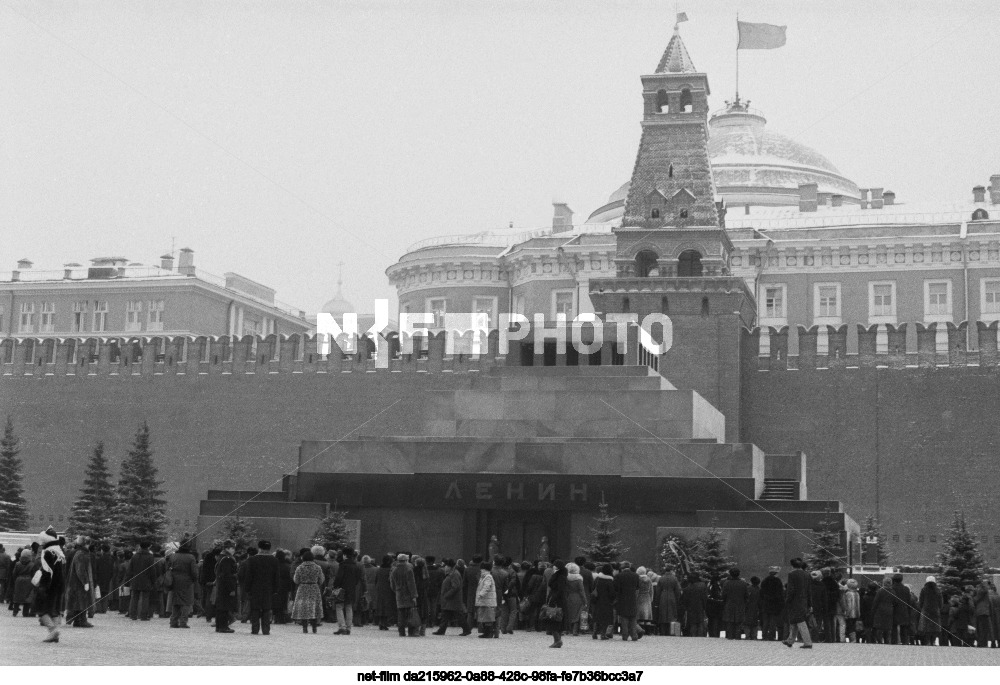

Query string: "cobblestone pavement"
[3, 611, 1000, 666]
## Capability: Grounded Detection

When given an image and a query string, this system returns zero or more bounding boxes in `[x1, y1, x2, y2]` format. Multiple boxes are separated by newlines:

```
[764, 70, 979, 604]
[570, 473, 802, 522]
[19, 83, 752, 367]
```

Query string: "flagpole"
[735, 13, 740, 103]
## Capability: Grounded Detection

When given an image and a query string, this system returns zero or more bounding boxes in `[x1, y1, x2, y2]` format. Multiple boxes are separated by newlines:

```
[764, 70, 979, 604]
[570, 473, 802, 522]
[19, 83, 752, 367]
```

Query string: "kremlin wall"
[2, 323, 1000, 567]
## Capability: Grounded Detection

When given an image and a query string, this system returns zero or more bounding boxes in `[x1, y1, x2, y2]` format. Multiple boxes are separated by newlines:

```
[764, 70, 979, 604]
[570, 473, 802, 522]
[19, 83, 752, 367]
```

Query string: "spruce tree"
[862, 513, 890, 567]
[213, 515, 259, 554]
[115, 422, 167, 547]
[0, 416, 29, 531]
[938, 511, 985, 597]
[311, 509, 352, 551]
[691, 525, 735, 579]
[805, 509, 847, 571]
[67, 442, 117, 541]
[579, 500, 628, 562]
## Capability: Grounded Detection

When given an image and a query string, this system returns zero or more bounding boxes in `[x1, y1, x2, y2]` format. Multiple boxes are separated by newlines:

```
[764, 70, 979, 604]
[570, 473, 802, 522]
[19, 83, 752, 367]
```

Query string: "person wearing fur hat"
[65, 537, 96, 628]
[842, 579, 861, 642]
[33, 527, 67, 643]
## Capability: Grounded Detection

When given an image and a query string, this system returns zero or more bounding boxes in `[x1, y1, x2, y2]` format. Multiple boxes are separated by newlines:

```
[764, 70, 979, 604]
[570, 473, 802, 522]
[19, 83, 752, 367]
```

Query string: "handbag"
[579, 609, 589, 631]
[539, 605, 563, 623]
[407, 607, 422, 628]
[519, 597, 532, 614]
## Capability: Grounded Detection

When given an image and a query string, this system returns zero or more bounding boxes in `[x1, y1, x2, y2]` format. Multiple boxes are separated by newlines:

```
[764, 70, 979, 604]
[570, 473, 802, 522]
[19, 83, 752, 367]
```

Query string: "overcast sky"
[1, 0, 997, 314]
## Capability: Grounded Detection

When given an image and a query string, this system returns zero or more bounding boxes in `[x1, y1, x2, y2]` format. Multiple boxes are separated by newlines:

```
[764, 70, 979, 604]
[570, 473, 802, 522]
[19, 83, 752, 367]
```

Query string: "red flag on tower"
[737, 21, 786, 50]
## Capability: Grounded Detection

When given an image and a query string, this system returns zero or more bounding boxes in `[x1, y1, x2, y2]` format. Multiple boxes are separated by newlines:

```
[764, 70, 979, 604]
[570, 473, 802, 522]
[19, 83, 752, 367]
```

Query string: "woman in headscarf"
[542, 559, 568, 648]
[563, 562, 588, 637]
[635, 566, 653, 627]
[291, 549, 324, 633]
[11, 548, 37, 618]
[917, 576, 944, 646]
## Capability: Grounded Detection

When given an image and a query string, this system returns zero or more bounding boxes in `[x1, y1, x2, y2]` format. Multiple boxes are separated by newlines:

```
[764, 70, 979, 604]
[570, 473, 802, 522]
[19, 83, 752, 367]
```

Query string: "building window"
[982, 279, 1000, 317]
[869, 281, 896, 322]
[512, 294, 526, 317]
[125, 301, 143, 332]
[760, 284, 786, 320]
[427, 298, 447, 329]
[472, 297, 496, 328]
[892, 534, 899, 543]
[552, 290, 575, 319]
[19, 303, 36, 333]
[930, 535, 937, 543]
[651, 208, 660, 219]
[814, 283, 841, 321]
[39, 302, 55, 333]
[679, 208, 688, 219]
[924, 280, 952, 319]
[93, 301, 108, 332]
[72, 301, 88, 333]
[148, 300, 165, 332]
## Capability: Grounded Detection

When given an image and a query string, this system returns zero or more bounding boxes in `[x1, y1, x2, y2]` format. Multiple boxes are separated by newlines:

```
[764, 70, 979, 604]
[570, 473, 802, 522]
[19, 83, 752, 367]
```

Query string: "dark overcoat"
[784, 569, 811, 624]
[440, 568, 465, 613]
[65, 549, 95, 616]
[613, 569, 640, 619]
[654, 573, 681, 624]
[333, 559, 366, 605]
[373, 566, 396, 617]
[721, 578, 748, 623]
[214, 554, 239, 613]
[244, 553, 279, 610]
[682, 581, 708, 626]
[591, 573, 616, 627]
[167, 552, 199, 608]
[390, 561, 418, 609]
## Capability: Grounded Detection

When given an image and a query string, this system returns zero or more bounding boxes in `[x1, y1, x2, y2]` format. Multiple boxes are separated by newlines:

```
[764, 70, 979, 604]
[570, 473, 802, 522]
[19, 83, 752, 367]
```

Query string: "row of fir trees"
[0, 416, 168, 546]
[575, 500, 991, 592]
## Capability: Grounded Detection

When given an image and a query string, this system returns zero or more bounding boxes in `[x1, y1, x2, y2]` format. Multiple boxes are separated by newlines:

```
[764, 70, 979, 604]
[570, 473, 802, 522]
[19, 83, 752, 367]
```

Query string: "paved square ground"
[3, 611, 1000, 666]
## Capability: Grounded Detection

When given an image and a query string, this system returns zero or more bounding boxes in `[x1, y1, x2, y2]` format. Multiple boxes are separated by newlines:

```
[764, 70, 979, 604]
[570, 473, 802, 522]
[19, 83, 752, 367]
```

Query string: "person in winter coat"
[474, 560, 498, 638]
[972, 580, 992, 647]
[842, 579, 861, 642]
[165, 539, 198, 629]
[988, 582, 1000, 649]
[720, 568, 748, 639]
[332, 547, 365, 635]
[591, 564, 616, 640]
[889, 574, 912, 645]
[635, 567, 653, 624]
[613, 562, 642, 641]
[860, 584, 877, 643]
[917, 576, 944, 645]
[33, 529, 67, 644]
[744, 576, 762, 640]
[291, 549, 324, 633]
[563, 562, 588, 636]
[213, 541, 238, 633]
[11, 549, 37, 617]
[682, 574, 708, 637]
[244, 540, 279, 635]
[706, 576, 724, 638]
[92, 545, 114, 614]
[759, 567, 784, 641]
[127, 541, 157, 621]
[542, 559, 568, 648]
[426, 557, 446, 633]
[820, 568, 840, 642]
[527, 564, 548, 631]
[413, 556, 431, 635]
[807, 571, 827, 641]
[433, 558, 471, 635]
[390, 553, 419, 637]
[65, 540, 96, 628]
[498, 558, 520, 635]
[464, 555, 483, 631]
[373, 554, 396, 631]
[654, 568, 682, 636]
[871, 576, 895, 644]
[782, 558, 813, 648]
[273, 550, 293, 624]
[0, 544, 11, 606]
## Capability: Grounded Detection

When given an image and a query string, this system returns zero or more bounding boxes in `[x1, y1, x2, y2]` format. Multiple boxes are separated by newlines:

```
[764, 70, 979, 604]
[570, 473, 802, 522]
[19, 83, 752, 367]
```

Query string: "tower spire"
[656, 24, 697, 74]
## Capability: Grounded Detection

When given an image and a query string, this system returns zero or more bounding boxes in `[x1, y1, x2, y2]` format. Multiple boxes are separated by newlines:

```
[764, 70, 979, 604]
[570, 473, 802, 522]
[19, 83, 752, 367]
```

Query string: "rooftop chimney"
[870, 187, 884, 210]
[990, 175, 1000, 205]
[973, 185, 987, 203]
[859, 188, 870, 209]
[160, 253, 174, 271]
[63, 262, 81, 279]
[178, 247, 195, 276]
[798, 183, 818, 212]
[17, 258, 32, 270]
[831, 194, 844, 207]
[551, 203, 574, 233]
[883, 190, 895, 206]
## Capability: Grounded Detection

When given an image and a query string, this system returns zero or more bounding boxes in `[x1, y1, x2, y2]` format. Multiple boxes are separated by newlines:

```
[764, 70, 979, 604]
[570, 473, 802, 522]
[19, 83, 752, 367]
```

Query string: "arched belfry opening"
[635, 250, 660, 278]
[656, 90, 669, 113]
[677, 249, 702, 277]
[679, 88, 693, 113]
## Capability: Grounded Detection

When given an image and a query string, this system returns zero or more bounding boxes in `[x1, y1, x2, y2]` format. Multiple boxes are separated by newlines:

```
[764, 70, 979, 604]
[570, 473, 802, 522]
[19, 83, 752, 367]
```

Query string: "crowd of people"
[3, 533, 1000, 650]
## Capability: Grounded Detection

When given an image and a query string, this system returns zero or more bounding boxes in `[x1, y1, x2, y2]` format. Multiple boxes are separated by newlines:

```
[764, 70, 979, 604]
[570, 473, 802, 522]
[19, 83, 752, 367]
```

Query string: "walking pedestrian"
[33, 528, 67, 644]
[433, 558, 471, 636]
[781, 558, 813, 649]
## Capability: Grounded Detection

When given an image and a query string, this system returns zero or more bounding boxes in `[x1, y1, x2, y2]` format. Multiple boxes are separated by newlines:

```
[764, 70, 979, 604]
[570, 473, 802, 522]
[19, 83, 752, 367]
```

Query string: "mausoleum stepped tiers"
[200, 365, 853, 573]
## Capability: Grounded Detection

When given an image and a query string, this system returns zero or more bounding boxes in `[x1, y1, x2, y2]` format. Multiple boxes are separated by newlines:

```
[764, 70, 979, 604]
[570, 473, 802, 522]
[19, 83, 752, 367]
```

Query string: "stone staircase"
[760, 478, 800, 500]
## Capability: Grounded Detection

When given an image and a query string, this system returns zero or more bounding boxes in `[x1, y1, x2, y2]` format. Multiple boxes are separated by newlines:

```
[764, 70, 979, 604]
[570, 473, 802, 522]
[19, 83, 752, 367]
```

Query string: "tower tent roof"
[656, 27, 697, 74]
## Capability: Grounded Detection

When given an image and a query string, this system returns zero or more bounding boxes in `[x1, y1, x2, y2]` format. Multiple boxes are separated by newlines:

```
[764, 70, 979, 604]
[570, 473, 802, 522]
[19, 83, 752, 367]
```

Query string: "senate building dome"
[588, 99, 860, 222]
